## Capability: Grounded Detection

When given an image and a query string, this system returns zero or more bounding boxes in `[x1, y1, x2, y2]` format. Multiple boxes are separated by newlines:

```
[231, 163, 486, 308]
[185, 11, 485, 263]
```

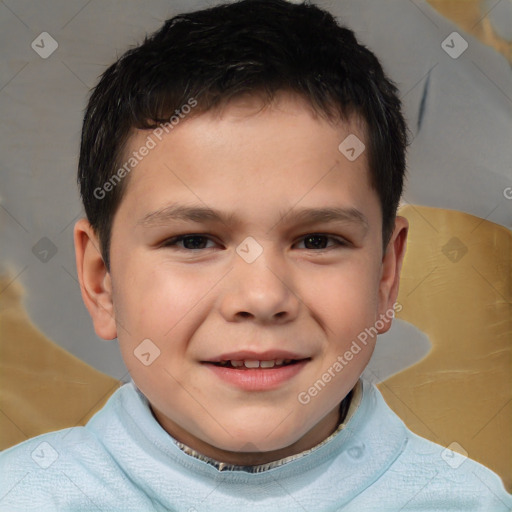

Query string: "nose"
[219, 245, 300, 325]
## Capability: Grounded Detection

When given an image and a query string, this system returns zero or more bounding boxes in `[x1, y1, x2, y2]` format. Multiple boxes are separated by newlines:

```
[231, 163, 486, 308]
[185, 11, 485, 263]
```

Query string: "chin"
[206, 423, 302, 455]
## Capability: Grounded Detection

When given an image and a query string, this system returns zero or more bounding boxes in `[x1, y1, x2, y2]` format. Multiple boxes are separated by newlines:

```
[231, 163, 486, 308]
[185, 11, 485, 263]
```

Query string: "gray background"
[0, 0, 510, 381]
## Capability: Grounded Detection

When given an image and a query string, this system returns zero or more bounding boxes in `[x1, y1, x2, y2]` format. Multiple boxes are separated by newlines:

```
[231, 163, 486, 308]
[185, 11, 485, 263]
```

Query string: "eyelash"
[161, 233, 349, 251]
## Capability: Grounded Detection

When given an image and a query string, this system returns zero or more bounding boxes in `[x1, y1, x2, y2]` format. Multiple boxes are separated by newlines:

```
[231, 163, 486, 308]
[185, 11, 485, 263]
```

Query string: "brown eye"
[296, 234, 347, 250]
[163, 235, 216, 250]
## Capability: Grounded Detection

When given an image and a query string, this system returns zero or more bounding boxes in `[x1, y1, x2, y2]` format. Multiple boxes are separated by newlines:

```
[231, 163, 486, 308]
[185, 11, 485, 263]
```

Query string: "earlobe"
[377, 216, 408, 334]
[74, 218, 117, 340]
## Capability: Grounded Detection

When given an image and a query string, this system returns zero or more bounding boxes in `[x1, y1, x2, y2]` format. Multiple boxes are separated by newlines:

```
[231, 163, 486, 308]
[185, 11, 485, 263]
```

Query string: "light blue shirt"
[1, 379, 510, 511]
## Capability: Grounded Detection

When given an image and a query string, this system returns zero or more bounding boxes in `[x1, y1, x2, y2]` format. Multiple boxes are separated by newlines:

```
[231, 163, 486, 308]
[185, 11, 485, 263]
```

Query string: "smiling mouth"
[203, 357, 311, 390]
[207, 358, 309, 369]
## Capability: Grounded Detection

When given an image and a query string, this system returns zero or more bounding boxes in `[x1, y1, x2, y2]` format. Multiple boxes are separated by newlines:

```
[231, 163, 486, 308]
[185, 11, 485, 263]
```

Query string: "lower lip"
[203, 360, 309, 391]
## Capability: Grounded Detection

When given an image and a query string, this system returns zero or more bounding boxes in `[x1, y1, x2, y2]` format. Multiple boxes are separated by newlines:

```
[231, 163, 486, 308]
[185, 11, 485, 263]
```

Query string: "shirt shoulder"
[358, 381, 512, 511]
[0, 387, 157, 512]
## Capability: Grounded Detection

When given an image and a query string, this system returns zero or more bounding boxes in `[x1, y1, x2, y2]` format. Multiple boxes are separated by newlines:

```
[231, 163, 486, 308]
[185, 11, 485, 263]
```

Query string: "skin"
[74, 92, 408, 466]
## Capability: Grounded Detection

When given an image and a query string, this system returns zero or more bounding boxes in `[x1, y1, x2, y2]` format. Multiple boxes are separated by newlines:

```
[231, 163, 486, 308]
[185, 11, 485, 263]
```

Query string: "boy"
[1, 0, 510, 510]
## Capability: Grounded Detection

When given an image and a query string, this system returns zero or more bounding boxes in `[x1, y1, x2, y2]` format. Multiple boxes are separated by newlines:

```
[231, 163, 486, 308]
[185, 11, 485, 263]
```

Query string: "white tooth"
[275, 359, 284, 366]
[231, 360, 244, 367]
[244, 360, 260, 368]
[260, 360, 275, 368]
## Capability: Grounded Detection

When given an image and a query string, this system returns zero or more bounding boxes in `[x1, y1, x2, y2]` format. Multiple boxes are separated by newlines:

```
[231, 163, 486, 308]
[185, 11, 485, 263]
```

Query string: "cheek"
[301, 257, 381, 336]
[111, 262, 211, 391]
[112, 259, 219, 345]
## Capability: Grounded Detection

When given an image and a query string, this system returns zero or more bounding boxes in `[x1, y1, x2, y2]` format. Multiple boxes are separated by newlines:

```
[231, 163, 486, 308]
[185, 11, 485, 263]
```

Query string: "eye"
[161, 234, 218, 250]
[295, 233, 348, 250]
[160, 233, 348, 252]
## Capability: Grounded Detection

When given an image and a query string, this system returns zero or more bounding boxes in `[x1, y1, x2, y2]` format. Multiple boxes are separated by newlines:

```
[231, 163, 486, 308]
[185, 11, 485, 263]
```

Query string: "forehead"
[115, 93, 378, 230]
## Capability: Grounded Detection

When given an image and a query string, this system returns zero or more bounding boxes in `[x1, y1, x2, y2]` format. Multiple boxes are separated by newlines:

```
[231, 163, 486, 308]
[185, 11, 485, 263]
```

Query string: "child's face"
[75, 93, 407, 464]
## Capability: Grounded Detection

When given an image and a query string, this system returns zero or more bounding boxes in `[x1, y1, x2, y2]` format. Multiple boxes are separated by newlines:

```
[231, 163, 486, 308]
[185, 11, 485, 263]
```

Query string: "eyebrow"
[284, 206, 369, 232]
[138, 204, 237, 227]
[138, 203, 369, 233]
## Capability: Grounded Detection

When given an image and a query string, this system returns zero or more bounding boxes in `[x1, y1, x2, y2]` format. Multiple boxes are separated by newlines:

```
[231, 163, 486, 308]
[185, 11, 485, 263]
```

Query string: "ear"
[74, 218, 117, 340]
[376, 215, 408, 334]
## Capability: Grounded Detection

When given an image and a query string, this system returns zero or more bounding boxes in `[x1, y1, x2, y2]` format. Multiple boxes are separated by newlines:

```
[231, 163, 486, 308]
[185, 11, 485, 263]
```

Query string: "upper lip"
[204, 350, 310, 363]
